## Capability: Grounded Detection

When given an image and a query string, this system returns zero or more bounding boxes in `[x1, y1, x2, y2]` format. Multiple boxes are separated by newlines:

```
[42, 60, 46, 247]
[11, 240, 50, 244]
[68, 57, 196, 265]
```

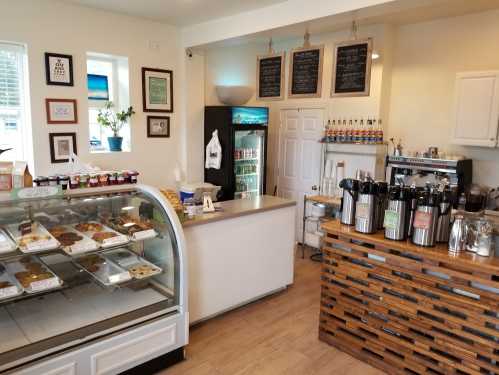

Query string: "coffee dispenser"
[375, 182, 388, 230]
[339, 179, 359, 226]
[384, 186, 410, 241]
[436, 187, 453, 243]
[355, 181, 378, 234]
[412, 190, 440, 247]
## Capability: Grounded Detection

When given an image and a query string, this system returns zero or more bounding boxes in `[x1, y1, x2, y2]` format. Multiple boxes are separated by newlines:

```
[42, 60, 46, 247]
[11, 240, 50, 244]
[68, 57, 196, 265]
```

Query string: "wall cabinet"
[453, 71, 499, 147]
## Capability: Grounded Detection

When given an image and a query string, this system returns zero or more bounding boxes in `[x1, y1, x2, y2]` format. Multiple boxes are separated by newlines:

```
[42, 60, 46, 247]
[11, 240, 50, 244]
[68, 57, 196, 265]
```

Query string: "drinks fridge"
[205, 106, 268, 201]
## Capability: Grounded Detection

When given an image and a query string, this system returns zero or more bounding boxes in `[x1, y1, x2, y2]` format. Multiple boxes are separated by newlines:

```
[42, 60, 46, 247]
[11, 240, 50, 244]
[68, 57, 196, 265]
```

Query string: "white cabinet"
[453, 71, 499, 147]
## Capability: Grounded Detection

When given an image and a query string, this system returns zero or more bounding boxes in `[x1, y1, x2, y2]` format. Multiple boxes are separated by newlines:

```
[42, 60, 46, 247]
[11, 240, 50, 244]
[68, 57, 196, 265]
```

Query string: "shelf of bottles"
[234, 147, 261, 198]
[321, 117, 384, 145]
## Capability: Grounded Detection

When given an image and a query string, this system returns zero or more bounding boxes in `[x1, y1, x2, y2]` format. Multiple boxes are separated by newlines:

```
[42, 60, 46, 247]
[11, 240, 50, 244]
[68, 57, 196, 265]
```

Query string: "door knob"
[312, 185, 318, 191]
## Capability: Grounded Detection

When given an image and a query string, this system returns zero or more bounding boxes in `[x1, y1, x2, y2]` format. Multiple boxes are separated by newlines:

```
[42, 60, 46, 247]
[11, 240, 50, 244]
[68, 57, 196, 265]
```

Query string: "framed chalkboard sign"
[289, 45, 324, 99]
[332, 38, 373, 97]
[257, 52, 285, 101]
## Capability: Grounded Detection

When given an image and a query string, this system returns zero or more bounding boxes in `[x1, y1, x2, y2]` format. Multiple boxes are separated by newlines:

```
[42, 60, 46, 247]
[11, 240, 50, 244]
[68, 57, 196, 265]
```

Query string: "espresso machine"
[386, 155, 472, 208]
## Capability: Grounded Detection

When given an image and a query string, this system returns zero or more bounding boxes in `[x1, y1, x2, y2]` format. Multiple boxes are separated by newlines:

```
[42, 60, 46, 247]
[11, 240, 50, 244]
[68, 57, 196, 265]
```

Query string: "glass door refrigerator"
[205, 106, 268, 201]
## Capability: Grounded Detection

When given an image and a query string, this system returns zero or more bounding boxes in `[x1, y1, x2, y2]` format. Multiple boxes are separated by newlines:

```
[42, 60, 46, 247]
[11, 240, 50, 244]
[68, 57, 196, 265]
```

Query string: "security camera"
[186, 48, 193, 58]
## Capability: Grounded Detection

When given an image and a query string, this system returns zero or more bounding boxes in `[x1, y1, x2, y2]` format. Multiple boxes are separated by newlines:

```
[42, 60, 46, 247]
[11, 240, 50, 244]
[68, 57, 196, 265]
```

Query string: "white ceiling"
[61, 0, 289, 26]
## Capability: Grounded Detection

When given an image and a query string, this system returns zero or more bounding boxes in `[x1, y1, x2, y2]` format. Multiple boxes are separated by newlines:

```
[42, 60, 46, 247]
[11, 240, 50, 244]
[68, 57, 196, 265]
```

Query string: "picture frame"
[45, 99, 78, 124]
[288, 45, 324, 99]
[142, 67, 173, 113]
[331, 38, 373, 97]
[45, 53, 74, 86]
[147, 116, 170, 138]
[256, 51, 285, 101]
[49, 132, 77, 163]
[87, 74, 109, 100]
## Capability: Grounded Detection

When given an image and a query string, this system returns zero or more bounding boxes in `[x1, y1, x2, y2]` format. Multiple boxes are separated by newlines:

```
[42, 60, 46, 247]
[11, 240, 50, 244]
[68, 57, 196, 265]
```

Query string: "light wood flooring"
[160, 247, 386, 375]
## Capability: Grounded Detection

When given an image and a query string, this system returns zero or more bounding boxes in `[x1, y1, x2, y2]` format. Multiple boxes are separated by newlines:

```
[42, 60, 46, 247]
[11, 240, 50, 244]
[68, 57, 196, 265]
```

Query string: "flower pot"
[107, 136, 123, 152]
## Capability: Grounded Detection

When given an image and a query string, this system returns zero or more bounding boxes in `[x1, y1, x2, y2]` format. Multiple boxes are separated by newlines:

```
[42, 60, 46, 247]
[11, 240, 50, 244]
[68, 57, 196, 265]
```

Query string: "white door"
[277, 108, 325, 242]
[453, 71, 499, 147]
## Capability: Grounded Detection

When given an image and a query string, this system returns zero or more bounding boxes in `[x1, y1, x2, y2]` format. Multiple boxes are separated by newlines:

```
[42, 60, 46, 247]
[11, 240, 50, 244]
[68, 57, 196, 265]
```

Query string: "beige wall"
[388, 9, 499, 187]
[0, 0, 185, 187]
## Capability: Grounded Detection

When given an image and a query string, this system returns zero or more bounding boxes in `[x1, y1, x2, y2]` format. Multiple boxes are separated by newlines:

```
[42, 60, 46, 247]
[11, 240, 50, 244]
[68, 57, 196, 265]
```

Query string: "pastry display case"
[0, 185, 188, 374]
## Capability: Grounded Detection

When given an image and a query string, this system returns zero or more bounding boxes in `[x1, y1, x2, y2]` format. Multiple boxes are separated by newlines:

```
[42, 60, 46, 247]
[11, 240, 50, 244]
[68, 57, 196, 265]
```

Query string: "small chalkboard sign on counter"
[332, 38, 373, 97]
[257, 52, 285, 100]
[289, 45, 324, 98]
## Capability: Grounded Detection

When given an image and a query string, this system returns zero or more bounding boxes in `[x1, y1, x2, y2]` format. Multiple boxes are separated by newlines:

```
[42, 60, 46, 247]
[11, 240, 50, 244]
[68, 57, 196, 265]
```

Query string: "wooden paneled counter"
[319, 220, 499, 375]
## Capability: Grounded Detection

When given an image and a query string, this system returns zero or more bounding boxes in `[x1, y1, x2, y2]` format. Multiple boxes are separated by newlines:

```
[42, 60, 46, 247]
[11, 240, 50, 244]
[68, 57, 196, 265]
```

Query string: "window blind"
[0, 43, 24, 108]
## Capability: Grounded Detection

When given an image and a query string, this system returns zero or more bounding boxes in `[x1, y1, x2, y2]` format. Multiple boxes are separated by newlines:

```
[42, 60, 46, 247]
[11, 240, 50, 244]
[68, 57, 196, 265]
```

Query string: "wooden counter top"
[182, 195, 296, 228]
[322, 220, 499, 273]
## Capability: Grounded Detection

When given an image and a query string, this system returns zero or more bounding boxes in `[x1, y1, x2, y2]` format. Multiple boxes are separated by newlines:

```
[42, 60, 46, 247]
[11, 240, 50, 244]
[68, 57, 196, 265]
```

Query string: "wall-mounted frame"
[45, 53, 74, 86]
[147, 116, 170, 138]
[331, 38, 373, 97]
[45, 99, 78, 124]
[142, 68, 173, 113]
[49, 132, 77, 163]
[87, 74, 109, 100]
[256, 52, 285, 101]
[288, 45, 324, 99]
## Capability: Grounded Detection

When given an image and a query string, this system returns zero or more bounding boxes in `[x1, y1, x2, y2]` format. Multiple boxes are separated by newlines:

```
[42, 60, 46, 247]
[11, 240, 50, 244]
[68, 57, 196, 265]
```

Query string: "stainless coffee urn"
[384, 186, 410, 241]
[375, 182, 389, 230]
[412, 190, 440, 247]
[436, 187, 453, 243]
[339, 179, 359, 226]
[355, 181, 378, 234]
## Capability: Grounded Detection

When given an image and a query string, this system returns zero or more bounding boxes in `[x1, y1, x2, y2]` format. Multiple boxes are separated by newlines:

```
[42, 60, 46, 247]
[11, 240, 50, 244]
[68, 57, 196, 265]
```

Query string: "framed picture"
[49, 132, 77, 163]
[256, 52, 285, 101]
[46, 99, 78, 124]
[87, 74, 109, 100]
[45, 53, 74, 86]
[147, 116, 170, 138]
[288, 45, 324, 99]
[142, 67, 173, 113]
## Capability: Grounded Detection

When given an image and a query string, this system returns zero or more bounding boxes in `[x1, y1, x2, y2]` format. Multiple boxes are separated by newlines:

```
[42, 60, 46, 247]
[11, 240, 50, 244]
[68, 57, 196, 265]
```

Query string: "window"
[0, 42, 31, 163]
[86, 53, 130, 152]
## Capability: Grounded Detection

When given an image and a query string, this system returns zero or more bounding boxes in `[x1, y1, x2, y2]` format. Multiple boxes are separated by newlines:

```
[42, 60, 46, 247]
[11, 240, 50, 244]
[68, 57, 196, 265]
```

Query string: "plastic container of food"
[48, 225, 99, 256]
[48, 176, 59, 186]
[0, 263, 23, 300]
[58, 175, 69, 190]
[98, 173, 109, 186]
[129, 171, 139, 184]
[117, 173, 125, 185]
[73, 221, 129, 249]
[69, 175, 79, 189]
[75, 254, 131, 286]
[0, 228, 17, 254]
[108, 173, 117, 185]
[105, 249, 162, 280]
[89, 174, 99, 188]
[79, 174, 89, 188]
[4, 256, 62, 294]
[7, 222, 60, 253]
[105, 215, 157, 241]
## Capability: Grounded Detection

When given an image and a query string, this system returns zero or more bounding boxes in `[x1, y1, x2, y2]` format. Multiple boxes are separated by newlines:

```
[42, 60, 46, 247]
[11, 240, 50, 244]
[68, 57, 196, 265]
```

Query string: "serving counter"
[183, 195, 296, 323]
[319, 220, 499, 375]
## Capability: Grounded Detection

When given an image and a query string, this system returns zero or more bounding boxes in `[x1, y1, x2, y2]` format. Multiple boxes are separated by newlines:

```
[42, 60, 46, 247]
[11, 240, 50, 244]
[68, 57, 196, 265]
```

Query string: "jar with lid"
[79, 174, 89, 188]
[108, 173, 117, 185]
[122, 171, 131, 184]
[34, 176, 49, 187]
[69, 175, 79, 189]
[48, 175, 59, 186]
[58, 175, 69, 190]
[117, 172, 125, 185]
[98, 173, 109, 186]
[184, 198, 197, 218]
[129, 170, 139, 184]
[89, 174, 99, 188]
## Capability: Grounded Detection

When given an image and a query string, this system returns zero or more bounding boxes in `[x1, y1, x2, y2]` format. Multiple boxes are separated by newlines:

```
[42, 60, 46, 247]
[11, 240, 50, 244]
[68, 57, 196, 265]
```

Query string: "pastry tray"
[4, 256, 62, 294]
[74, 254, 132, 286]
[0, 228, 17, 254]
[104, 248, 162, 280]
[6, 222, 60, 253]
[104, 216, 158, 242]
[48, 225, 99, 256]
[73, 221, 129, 249]
[0, 263, 23, 300]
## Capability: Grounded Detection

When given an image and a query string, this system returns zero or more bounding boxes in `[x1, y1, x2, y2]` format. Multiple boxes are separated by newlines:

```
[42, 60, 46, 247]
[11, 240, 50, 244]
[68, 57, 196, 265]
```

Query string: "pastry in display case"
[0, 184, 188, 374]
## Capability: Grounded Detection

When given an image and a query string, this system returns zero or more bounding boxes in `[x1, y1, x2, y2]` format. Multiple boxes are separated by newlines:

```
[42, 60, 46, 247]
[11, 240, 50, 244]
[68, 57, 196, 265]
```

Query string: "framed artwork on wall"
[147, 116, 170, 138]
[142, 67, 173, 113]
[87, 74, 109, 100]
[45, 53, 74, 86]
[46, 99, 78, 124]
[49, 132, 77, 163]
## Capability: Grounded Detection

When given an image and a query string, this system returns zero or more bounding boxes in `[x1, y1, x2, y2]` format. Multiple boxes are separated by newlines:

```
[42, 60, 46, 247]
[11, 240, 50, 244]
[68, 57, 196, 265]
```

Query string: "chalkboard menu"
[289, 46, 324, 98]
[332, 38, 373, 97]
[257, 52, 285, 100]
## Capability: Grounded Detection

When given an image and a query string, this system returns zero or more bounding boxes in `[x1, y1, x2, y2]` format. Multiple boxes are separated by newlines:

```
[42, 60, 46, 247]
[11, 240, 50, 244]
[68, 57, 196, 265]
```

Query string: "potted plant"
[97, 101, 135, 152]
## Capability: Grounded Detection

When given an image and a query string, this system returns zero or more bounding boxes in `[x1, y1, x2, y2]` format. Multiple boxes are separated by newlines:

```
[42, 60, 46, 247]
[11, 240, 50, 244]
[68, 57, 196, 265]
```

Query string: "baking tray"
[48, 225, 99, 256]
[73, 221, 129, 249]
[103, 215, 158, 242]
[4, 255, 63, 294]
[0, 228, 17, 254]
[6, 222, 60, 253]
[0, 263, 23, 301]
[104, 248, 162, 280]
[74, 254, 131, 286]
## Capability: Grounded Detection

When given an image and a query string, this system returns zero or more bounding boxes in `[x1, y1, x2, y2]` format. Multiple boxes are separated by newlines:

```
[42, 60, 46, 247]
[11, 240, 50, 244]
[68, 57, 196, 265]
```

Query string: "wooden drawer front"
[91, 323, 177, 375]
[319, 232, 499, 375]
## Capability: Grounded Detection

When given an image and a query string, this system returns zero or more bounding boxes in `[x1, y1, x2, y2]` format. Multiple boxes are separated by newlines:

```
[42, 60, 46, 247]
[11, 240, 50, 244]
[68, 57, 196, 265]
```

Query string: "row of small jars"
[33, 171, 139, 190]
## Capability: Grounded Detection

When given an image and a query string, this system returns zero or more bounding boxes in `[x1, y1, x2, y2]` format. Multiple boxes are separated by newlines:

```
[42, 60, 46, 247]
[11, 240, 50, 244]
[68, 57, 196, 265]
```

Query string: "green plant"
[97, 101, 135, 137]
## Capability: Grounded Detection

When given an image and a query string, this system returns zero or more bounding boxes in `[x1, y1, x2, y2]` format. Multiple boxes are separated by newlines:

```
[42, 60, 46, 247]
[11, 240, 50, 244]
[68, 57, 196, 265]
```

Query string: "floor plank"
[160, 247, 386, 375]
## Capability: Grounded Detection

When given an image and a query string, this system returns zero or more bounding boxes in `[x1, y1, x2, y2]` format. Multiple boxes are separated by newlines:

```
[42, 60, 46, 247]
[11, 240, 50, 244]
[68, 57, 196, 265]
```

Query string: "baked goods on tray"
[105, 249, 162, 280]
[73, 221, 128, 248]
[75, 254, 131, 286]
[6, 222, 60, 253]
[48, 226, 98, 255]
[4, 256, 61, 293]
[104, 214, 157, 241]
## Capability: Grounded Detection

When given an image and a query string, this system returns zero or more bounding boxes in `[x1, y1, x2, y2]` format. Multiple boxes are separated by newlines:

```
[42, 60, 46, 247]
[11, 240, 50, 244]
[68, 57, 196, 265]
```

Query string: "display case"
[0, 185, 188, 374]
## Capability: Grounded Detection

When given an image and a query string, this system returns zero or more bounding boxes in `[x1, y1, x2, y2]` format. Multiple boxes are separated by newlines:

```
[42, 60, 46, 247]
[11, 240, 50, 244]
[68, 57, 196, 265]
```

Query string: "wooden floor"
[160, 247, 386, 375]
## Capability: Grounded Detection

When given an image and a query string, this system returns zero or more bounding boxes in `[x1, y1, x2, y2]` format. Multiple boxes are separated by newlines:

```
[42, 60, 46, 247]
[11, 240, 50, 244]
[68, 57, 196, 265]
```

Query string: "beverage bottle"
[346, 119, 353, 143]
[359, 119, 365, 144]
[370, 118, 376, 144]
[325, 120, 331, 142]
[377, 119, 384, 144]
[342, 119, 348, 143]
[353, 119, 359, 143]
[331, 119, 336, 143]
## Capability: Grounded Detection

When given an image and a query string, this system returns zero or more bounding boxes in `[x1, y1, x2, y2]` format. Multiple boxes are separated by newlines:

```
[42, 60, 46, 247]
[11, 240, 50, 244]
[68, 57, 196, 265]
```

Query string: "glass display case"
[0, 185, 188, 374]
